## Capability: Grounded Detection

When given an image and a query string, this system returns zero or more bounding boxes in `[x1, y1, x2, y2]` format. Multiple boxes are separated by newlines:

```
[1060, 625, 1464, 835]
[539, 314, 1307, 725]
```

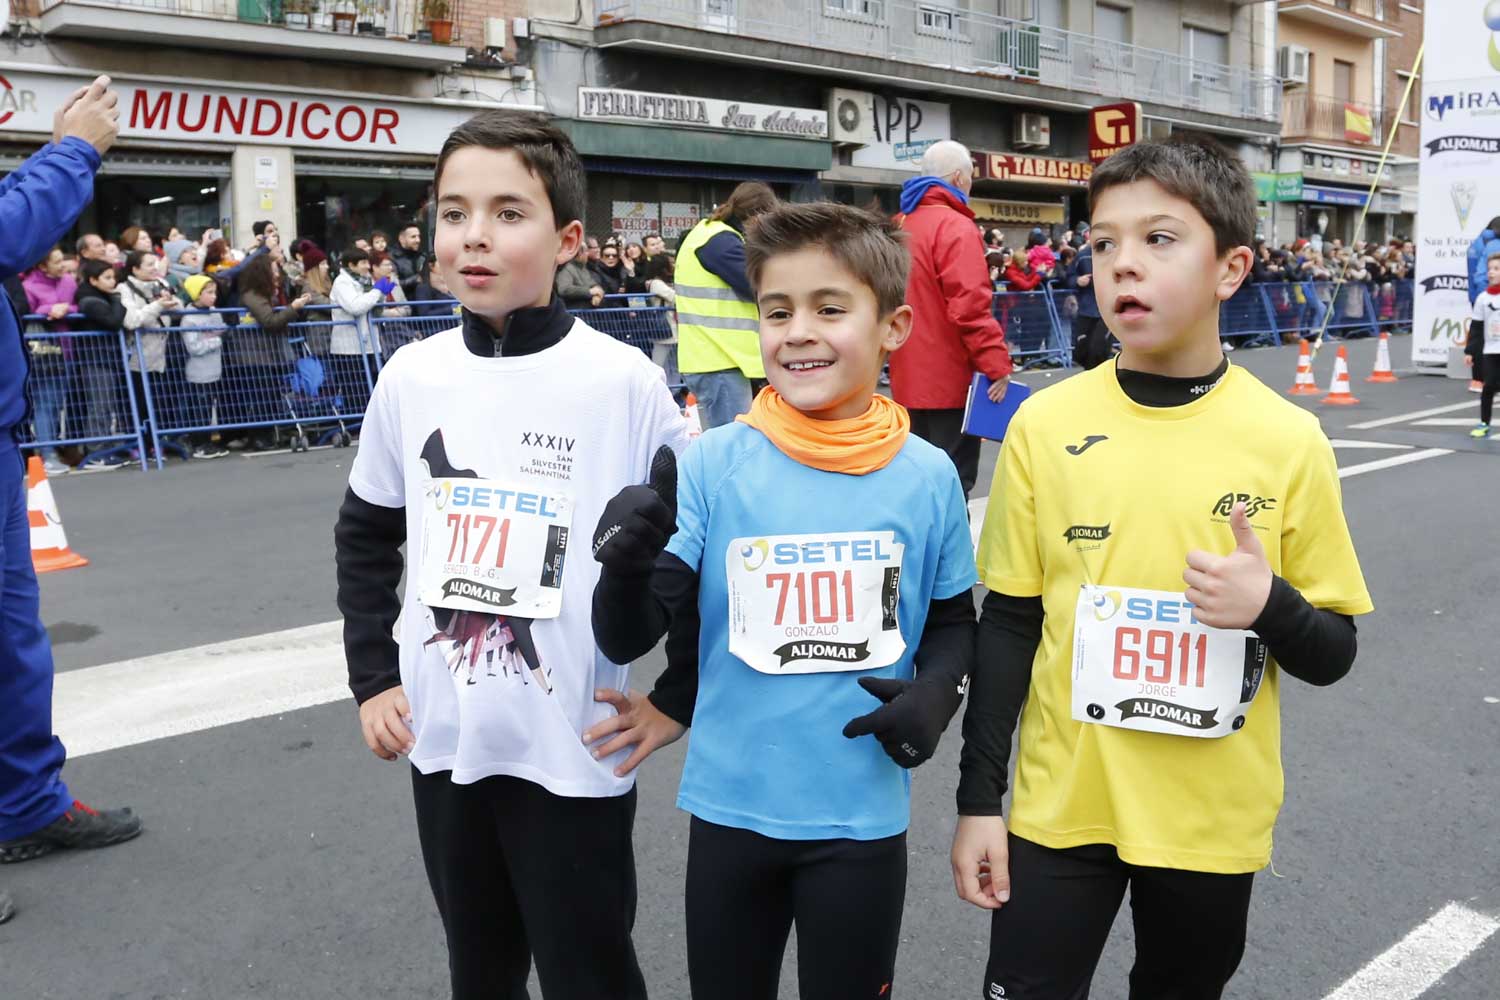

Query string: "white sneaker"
[1221, 340, 1236, 352]
[41, 458, 69, 476]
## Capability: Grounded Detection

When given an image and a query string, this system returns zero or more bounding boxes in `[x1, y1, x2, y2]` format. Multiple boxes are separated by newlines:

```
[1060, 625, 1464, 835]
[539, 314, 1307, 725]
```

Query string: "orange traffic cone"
[683, 392, 703, 440]
[1366, 332, 1399, 383]
[27, 457, 88, 573]
[1289, 340, 1323, 395]
[1321, 346, 1361, 405]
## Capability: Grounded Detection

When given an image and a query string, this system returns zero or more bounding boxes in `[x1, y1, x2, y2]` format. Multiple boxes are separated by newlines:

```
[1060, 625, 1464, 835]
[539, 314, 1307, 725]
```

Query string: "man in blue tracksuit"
[0, 77, 143, 924]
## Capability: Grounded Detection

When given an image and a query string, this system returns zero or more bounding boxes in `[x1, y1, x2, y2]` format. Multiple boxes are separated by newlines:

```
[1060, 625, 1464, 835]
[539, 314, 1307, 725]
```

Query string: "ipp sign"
[850, 96, 951, 172]
[1089, 101, 1142, 163]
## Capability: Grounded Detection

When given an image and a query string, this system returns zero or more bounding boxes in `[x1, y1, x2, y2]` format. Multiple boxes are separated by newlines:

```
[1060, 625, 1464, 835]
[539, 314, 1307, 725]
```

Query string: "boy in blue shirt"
[586, 202, 978, 999]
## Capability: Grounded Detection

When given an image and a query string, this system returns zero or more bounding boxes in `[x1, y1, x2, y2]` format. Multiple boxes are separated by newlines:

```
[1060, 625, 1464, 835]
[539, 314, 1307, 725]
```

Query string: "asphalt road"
[2, 334, 1497, 1000]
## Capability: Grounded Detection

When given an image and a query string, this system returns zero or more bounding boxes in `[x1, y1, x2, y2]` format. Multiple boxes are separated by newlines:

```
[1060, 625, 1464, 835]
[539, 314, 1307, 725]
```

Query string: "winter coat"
[889, 184, 1012, 410]
[554, 258, 597, 309]
[1467, 228, 1500, 304]
[330, 269, 383, 355]
[390, 244, 427, 299]
[1003, 262, 1044, 292]
[21, 270, 77, 332]
[118, 275, 176, 373]
[236, 288, 301, 367]
[178, 307, 225, 384]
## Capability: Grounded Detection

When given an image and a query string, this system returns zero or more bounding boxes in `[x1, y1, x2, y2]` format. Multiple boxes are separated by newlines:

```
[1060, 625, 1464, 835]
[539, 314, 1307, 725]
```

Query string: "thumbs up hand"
[591, 445, 679, 576]
[1182, 502, 1272, 630]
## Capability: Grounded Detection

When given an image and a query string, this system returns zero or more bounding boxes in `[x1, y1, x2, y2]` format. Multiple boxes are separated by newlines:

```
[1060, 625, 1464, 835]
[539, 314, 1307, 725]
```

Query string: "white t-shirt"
[1472, 290, 1500, 354]
[349, 320, 689, 796]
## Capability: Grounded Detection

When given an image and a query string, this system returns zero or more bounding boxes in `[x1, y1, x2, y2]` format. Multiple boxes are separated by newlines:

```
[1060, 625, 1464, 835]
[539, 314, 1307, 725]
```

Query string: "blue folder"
[961, 374, 1032, 441]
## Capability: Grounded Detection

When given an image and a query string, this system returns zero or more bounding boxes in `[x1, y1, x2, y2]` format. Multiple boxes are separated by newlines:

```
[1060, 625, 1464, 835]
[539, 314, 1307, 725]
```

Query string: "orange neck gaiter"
[736, 387, 910, 475]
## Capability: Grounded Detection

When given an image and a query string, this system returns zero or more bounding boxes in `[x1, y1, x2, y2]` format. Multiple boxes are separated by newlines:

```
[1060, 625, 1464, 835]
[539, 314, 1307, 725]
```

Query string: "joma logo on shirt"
[520, 432, 575, 452]
[1212, 493, 1277, 517]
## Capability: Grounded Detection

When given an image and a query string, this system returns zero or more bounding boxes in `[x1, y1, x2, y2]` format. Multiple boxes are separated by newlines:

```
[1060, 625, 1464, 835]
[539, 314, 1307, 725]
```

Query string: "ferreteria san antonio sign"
[577, 87, 828, 139]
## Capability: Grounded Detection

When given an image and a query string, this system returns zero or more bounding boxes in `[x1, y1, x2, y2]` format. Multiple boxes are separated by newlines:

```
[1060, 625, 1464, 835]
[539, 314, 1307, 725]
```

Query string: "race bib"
[1485, 311, 1500, 353]
[417, 478, 572, 619]
[725, 532, 905, 675]
[1071, 585, 1269, 739]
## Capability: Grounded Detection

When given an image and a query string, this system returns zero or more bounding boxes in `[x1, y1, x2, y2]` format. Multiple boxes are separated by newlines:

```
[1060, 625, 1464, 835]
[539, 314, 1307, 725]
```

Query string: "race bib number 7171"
[417, 478, 572, 619]
[1071, 585, 1269, 738]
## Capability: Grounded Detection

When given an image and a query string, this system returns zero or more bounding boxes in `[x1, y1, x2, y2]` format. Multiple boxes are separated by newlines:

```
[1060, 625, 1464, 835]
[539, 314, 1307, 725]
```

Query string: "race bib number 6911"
[1071, 585, 1269, 738]
[725, 532, 905, 675]
[417, 477, 572, 619]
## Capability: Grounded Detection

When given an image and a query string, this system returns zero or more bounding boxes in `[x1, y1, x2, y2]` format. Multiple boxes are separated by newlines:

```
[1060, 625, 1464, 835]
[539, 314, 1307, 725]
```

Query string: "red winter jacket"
[1003, 262, 1043, 291]
[890, 187, 1012, 409]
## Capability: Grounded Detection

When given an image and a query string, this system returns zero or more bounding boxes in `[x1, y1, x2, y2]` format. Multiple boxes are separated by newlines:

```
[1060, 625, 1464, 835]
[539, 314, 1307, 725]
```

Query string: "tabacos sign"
[978, 151, 1093, 187]
[1088, 101, 1141, 163]
[0, 71, 484, 154]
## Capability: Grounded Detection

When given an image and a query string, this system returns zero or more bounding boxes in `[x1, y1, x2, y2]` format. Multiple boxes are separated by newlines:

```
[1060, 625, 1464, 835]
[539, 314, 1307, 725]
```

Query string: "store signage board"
[578, 87, 827, 139]
[978, 151, 1093, 187]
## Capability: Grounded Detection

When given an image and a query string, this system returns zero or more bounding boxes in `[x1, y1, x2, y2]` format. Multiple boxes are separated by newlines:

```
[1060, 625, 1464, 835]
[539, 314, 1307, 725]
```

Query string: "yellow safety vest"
[674, 219, 764, 378]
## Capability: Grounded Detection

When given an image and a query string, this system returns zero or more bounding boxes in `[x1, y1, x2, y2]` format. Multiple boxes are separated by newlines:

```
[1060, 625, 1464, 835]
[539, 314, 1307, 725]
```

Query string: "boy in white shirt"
[1467, 252, 1500, 438]
[334, 111, 687, 1000]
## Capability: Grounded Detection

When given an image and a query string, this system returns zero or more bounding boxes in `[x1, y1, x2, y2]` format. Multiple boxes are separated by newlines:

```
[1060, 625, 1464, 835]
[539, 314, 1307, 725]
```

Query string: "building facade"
[1268, 0, 1419, 247]
[2, 0, 1284, 254]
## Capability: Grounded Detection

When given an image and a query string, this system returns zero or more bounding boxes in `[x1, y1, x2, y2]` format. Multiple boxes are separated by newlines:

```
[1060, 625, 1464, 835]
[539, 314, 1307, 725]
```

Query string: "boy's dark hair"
[400, 221, 421, 235]
[252, 219, 273, 237]
[80, 259, 113, 284]
[372, 230, 388, 241]
[434, 111, 584, 228]
[124, 249, 154, 274]
[712, 182, 778, 226]
[1487, 251, 1500, 266]
[744, 202, 909, 318]
[1088, 135, 1256, 255]
[343, 246, 370, 268]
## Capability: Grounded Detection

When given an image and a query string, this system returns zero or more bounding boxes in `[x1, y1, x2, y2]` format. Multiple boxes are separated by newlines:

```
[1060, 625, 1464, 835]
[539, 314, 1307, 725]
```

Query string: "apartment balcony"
[595, 0, 1281, 123]
[1277, 0, 1400, 39]
[37, 0, 465, 68]
[1282, 92, 1384, 146]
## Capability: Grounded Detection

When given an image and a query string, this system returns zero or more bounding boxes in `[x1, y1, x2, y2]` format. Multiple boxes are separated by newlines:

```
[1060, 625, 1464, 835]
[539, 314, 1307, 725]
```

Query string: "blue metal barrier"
[19, 324, 150, 471]
[996, 290, 1070, 368]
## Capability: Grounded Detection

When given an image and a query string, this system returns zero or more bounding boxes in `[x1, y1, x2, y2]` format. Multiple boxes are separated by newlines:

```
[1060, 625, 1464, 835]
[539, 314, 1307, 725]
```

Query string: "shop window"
[84, 175, 227, 248]
[296, 175, 433, 256]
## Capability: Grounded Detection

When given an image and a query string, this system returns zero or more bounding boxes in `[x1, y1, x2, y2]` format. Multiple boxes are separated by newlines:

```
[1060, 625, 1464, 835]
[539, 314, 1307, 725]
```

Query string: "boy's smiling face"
[755, 247, 912, 421]
[434, 147, 581, 320]
[1090, 178, 1251, 375]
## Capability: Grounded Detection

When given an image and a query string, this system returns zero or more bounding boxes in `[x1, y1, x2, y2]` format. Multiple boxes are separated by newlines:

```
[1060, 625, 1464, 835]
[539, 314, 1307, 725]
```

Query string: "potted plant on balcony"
[423, 0, 454, 44]
[329, 0, 357, 33]
[283, 0, 315, 29]
[356, 0, 385, 35]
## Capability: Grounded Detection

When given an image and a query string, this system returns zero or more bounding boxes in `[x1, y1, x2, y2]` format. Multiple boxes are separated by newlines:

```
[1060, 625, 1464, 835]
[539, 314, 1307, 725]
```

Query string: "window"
[1035, 0, 1066, 27]
[1333, 59, 1354, 104]
[1182, 26, 1227, 67]
[1094, 3, 1130, 44]
[919, 4, 956, 33]
[826, 0, 883, 20]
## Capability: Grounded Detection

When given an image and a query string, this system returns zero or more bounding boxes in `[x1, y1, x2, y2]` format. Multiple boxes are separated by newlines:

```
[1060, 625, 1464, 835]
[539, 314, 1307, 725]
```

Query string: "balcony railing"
[1282, 93, 1383, 145]
[41, 0, 462, 43]
[595, 0, 1281, 122]
[1277, 0, 1399, 39]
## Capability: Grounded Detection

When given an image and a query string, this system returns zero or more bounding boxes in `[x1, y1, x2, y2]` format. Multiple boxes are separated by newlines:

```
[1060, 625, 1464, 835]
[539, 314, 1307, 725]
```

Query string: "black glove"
[591, 445, 677, 576]
[841, 673, 965, 769]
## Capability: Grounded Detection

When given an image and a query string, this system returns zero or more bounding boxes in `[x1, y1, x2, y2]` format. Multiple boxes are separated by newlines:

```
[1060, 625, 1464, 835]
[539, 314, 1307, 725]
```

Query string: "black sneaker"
[0, 890, 13, 924]
[0, 801, 142, 863]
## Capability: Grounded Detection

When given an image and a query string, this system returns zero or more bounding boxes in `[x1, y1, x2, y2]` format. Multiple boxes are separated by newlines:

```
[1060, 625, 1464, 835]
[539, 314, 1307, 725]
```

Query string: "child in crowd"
[117, 249, 180, 452]
[955, 135, 1372, 1000]
[21, 246, 77, 474]
[176, 274, 229, 459]
[587, 202, 978, 999]
[328, 247, 386, 416]
[71, 259, 129, 468]
[1468, 251, 1500, 438]
[334, 110, 686, 1000]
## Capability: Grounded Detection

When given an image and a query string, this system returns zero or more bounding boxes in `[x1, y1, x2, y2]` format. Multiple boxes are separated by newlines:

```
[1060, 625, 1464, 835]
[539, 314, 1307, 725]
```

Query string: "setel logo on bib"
[1071, 584, 1269, 738]
[725, 532, 905, 675]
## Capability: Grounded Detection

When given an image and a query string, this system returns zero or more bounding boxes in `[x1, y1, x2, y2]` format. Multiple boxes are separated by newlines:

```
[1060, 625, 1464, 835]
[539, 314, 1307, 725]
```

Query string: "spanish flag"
[1344, 104, 1373, 143]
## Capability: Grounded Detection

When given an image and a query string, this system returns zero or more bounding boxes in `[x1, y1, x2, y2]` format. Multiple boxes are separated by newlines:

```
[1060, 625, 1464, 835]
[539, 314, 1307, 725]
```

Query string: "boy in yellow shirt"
[952, 135, 1372, 999]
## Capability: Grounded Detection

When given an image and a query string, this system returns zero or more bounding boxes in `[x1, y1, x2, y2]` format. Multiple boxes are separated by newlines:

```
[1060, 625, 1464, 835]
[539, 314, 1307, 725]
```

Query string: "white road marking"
[53, 621, 348, 758]
[968, 497, 988, 552]
[1411, 418, 1482, 427]
[1322, 902, 1499, 1000]
[1338, 448, 1454, 479]
[1328, 439, 1414, 450]
[1347, 401, 1475, 430]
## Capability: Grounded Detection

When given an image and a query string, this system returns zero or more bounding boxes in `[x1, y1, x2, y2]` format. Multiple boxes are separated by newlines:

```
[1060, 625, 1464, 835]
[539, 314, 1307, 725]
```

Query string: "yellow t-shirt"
[976, 361, 1373, 874]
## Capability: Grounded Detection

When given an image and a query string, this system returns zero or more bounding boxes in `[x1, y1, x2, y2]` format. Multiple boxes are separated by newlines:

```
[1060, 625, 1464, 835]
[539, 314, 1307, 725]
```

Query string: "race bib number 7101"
[1071, 585, 1269, 738]
[725, 532, 905, 675]
[417, 478, 572, 619]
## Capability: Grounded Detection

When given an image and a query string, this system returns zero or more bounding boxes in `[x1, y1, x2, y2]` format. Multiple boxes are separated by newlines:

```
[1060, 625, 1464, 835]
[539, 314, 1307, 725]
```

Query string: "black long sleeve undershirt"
[592, 554, 978, 729]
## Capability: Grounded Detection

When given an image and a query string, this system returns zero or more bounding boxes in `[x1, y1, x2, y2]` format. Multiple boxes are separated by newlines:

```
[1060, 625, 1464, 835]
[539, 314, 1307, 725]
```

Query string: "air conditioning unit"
[829, 88, 877, 145]
[1013, 112, 1051, 148]
[1278, 44, 1311, 86]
